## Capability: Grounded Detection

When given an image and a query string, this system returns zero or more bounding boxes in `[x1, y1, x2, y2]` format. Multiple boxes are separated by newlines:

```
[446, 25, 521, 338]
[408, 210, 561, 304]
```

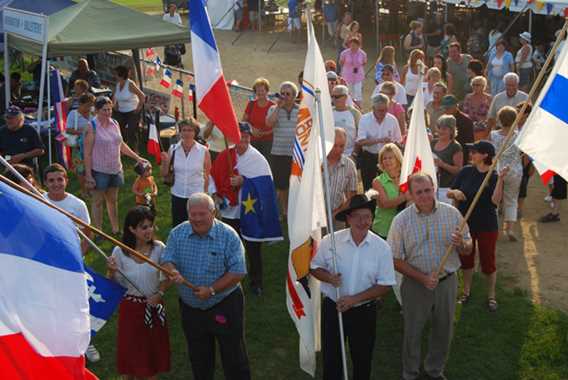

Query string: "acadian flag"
[399, 79, 438, 193]
[85, 267, 126, 337]
[516, 31, 568, 182]
[50, 68, 71, 169]
[286, 11, 334, 376]
[189, 0, 240, 144]
[160, 69, 173, 88]
[172, 79, 184, 98]
[0, 180, 97, 379]
[147, 122, 162, 164]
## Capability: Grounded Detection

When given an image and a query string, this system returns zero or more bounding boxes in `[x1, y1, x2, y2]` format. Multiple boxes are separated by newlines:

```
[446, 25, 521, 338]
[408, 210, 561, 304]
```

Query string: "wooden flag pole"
[436, 19, 568, 277]
[0, 174, 197, 291]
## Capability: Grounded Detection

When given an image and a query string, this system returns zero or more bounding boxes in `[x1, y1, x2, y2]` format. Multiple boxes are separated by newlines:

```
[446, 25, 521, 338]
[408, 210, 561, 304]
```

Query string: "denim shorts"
[92, 170, 124, 190]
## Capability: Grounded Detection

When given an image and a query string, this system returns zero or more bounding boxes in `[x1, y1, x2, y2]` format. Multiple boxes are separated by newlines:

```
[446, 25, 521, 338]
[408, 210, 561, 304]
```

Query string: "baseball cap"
[466, 140, 495, 157]
[5, 105, 22, 117]
[326, 71, 338, 81]
[441, 95, 458, 109]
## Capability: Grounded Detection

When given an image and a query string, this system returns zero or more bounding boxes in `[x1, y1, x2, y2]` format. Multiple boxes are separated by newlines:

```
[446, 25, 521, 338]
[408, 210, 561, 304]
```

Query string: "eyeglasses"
[332, 94, 345, 99]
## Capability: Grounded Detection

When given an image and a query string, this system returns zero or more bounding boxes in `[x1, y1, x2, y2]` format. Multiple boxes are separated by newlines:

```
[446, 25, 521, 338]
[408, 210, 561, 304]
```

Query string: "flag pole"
[436, 18, 568, 277]
[315, 88, 349, 380]
[0, 171, 196, 291]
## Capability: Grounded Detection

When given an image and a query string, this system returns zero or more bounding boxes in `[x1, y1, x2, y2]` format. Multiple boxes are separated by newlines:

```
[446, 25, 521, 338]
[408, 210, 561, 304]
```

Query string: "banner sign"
[3, 8, 47, 42]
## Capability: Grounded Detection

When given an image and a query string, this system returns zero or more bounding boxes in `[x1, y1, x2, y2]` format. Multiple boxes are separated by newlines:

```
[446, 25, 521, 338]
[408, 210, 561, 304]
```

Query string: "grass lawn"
[112, 0, 164, 13]
[68, 156, 568, 380]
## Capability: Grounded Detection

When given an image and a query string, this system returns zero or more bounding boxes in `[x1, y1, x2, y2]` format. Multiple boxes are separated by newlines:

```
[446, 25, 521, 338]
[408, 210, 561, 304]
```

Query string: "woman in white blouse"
[160, 118, 211, 227]
[107, 206, 171, 378]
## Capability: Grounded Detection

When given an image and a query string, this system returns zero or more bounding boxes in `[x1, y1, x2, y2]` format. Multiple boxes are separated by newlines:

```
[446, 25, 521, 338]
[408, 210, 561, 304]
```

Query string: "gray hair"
[437, 114, 457, 139]
[503, 72, 520, 84]
[280, 81, 298, 99]
[334, 127, 347, 141]
[187, 192, 215, 212]
[371, 93, 390, 107]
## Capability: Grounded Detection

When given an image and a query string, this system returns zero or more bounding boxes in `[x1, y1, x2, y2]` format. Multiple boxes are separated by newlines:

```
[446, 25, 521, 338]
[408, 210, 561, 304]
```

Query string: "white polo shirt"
[372, 81, 408, 106]
[356, 112, 402, 154]
[311, 229, 396, 302]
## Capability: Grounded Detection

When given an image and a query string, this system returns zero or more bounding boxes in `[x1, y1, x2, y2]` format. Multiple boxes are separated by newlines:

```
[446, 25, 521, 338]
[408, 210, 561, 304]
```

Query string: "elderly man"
[332, 85, 361, 157]
[356, 93, 402, 190]
[446, 42, 472, 102]
[388, 173, 472, 380]
[487, 73, 528, 131]
[441, 94, 474, 159]
[163, 193, 251, 380]
[68, 58, 101, 92]
[328, 128, 358, 228]
[0, 106, 45, 167]
[311, 194, 396, 380]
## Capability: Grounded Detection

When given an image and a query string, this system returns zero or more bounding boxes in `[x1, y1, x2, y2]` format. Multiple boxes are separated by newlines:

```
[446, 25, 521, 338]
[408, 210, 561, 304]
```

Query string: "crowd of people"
[1, 6, 567, 380]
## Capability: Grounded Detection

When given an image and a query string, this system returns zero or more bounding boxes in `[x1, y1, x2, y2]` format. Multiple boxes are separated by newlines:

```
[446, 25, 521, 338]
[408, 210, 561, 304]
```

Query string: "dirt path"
[175, 28, 568, 313]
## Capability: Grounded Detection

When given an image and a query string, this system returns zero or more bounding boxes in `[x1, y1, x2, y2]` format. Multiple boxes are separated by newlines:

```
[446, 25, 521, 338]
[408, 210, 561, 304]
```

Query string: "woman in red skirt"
[107, 206, 171, 379]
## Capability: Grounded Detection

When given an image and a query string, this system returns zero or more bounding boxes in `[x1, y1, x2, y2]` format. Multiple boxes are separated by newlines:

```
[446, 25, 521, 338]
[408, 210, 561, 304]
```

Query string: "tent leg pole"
[4, 32, 9, 110]
[180, 71, 186, 119]
[47, 66, 52, 166]
[529, 10, 532, 34]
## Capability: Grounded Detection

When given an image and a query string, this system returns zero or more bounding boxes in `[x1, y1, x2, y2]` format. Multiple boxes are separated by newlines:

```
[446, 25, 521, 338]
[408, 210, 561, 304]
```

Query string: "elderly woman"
[107, 206, 171, 378]
[516, 32, 533, 92]
[425, 81, 447, 132]
[423, 67, 442, 105]
[160, 118, 211, 228]
[431, 114, 464, 203]
[266, 81, 300, 215]
[356, 93, 402, 190]
[401, 49, 426, 105]
[84, 96, 147, 235]
[448, 141, 506, 312]
[339, 37, 367, 107]
[490, 106, 523, 241]
[462, 76, 493, 123]
[379, 81, 406, 135]
[112, 65, 145, 151]
[243, 77, 275, 158]
[486, 39, 515, 96]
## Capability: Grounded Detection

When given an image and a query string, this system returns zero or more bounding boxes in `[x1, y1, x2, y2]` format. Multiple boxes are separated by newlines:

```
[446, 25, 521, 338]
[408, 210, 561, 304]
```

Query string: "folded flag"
[85, 267, 126, 337]
[0, 181, 97, 379]
[160, 69, 172, 88]
[147, 123, 162, 164]
[172, 79, 184, 98]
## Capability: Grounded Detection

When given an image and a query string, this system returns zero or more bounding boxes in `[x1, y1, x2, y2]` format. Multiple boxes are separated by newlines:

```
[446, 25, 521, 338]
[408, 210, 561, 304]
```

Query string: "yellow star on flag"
[242, 193, 257, 214]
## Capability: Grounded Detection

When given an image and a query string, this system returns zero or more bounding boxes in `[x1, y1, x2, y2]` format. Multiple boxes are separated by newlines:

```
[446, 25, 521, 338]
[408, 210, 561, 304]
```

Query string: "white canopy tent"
[440, 0, 568, 16]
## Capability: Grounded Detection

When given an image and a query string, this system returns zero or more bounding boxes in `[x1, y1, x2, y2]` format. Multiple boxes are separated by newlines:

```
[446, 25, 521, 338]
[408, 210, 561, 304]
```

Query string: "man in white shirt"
[356, 93, 402, 190]
[372, 64, 407, 107]
[311, 194, 396, 380]
[332, 85, 361, 157]
[162, 3, 183, 26]
[42, 163, 100, 363]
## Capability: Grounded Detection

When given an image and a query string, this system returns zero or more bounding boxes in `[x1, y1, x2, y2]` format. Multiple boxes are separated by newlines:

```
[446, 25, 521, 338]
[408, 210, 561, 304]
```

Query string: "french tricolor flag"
[172, 79, 184, 98]
[189, 0, 240, 144]
[0, 181, 97, 379]
[160, 69, 172, 88]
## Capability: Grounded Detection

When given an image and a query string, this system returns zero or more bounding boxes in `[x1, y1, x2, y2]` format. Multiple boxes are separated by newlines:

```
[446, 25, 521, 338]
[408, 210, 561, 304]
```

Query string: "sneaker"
[85, 344, 100, 363]
[539, 213, 560, 223]
[544, 195, 552, 202]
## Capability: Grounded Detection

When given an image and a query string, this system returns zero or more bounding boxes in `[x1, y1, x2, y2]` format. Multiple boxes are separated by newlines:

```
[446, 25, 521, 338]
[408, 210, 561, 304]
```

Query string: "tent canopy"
[441, 0, 568, 16]
[0, 0, 75, 35]
[6, 0, 189, 57]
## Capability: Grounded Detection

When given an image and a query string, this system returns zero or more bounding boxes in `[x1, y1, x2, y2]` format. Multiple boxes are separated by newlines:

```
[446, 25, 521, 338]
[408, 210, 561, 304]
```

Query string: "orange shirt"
[133, 176, 156, 204]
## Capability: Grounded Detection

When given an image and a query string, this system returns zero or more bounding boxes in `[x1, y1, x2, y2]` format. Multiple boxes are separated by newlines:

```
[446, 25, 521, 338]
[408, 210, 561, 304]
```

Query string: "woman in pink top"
[339, 37, 367, 107]
[84, 96, 146, 234]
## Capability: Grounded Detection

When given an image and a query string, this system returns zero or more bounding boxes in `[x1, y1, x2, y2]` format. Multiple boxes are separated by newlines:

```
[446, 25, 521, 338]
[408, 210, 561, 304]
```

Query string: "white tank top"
[404, 68, 421, 96]
[170, 141, 207, 198]
[114, 80, 139, 113]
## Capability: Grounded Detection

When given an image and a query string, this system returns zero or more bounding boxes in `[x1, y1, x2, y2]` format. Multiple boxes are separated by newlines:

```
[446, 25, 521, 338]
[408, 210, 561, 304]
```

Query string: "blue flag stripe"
[540, 74, 568, 125]
[189, 0, 218, 52]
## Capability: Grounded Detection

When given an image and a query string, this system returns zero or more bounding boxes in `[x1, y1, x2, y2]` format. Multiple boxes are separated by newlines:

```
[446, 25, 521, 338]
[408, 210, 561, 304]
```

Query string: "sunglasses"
[332, 94, 346, 99]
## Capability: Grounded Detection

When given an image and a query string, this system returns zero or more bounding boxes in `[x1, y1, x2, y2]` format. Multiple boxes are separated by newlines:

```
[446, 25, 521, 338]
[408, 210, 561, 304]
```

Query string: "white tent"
[208, 0, 235, 30]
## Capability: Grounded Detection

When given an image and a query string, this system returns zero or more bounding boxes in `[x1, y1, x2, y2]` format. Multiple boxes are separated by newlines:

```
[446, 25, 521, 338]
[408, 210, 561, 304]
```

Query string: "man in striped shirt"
[388, 173, 472, 380]
[328, 128, 357, 230]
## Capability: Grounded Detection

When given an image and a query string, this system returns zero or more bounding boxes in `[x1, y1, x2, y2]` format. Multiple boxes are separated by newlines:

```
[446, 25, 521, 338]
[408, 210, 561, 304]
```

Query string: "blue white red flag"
[189, 0, 240, 144]
[172, 79, 184, 98]
[85, 267, 126, 337]
[0, 181, 97, 379]
[160, 69, 173, 88]
[50, 68, 71, 169]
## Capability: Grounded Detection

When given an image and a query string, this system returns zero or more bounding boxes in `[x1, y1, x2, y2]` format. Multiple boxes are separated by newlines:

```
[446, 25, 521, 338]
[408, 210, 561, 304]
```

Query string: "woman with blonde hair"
[403, 20, 424, 55]
[423, 67, 442, 105]
[462, 76, 493, 123]
[379, 81, 406, 135]
[374, 45, 400, 84]
[401, 49, 426, 105]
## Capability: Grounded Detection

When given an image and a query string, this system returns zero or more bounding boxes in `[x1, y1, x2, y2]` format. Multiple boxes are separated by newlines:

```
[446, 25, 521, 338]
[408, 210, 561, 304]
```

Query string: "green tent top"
[6, 0, 189, 57]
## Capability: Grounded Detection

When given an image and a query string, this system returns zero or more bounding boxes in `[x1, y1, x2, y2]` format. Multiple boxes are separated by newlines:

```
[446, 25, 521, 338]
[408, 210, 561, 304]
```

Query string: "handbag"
[163, 145, 177, 187]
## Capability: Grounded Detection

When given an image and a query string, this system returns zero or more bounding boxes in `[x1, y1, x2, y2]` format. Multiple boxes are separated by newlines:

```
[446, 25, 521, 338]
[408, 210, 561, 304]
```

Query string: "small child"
[132, 162, 158, 212]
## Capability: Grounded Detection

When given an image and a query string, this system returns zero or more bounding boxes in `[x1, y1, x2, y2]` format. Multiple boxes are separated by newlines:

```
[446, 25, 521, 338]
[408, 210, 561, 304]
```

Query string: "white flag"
[399, 76, 438, 192]
[285, 9, 335, 377]
[515, 35, 568, 182]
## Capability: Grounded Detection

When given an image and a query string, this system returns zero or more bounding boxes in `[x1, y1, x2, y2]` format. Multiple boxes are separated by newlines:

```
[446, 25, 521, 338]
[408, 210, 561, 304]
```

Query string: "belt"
[438, 272, 455, 283]
[325, 297, 377, 309]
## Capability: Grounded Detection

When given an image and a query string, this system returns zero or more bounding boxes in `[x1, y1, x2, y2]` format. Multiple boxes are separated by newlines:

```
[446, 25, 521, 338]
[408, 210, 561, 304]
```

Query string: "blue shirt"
[161, 220, 246, 309]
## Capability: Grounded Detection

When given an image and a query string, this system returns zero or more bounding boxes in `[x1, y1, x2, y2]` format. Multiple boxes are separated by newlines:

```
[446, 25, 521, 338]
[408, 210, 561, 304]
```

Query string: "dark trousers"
[114, 109, 141, 151]
[222, 218, 263, 289]
[322, 297, 377, 380]
[179, 289, 251, 380]
[359, 150, 378, 191]
[171, 194, 188, 228]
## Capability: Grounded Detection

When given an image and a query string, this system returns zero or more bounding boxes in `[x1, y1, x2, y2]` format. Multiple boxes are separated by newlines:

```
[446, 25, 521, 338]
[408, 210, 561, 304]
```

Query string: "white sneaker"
[544, 195, 552, 202]
[85, 344, 100, 363]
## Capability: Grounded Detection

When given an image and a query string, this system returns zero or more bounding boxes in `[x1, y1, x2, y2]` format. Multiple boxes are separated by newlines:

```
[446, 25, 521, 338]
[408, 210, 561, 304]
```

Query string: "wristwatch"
[209, 286, 216, 296]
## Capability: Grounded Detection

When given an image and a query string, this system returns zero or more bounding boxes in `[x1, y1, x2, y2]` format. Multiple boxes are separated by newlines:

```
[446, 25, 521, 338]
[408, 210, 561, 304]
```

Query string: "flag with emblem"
[85, 267, 126, 337]
[399, 78, 437, 193]
[515, 35, 568, 182]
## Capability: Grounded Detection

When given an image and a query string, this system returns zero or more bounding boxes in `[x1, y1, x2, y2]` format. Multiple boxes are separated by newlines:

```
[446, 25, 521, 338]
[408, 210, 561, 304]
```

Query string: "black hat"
[335, 194, 376, 222]
[466, 140, 495, 157]
[239, 121, 252, 135]
[5, 105, 22, 117]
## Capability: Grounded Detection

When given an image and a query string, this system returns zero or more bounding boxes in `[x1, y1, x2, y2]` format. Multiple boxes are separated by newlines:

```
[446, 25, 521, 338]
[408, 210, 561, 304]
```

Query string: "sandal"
[539, 213, 560, 223]
[488, 298, 498, 312]
[457, 293, 471, 305]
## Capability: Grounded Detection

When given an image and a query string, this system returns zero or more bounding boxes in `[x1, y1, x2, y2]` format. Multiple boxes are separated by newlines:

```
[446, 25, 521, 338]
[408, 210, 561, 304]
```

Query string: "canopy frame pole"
[47, 65, 52, 165]
[4, 32, 9, 110]
[36, 15, 49, 142]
